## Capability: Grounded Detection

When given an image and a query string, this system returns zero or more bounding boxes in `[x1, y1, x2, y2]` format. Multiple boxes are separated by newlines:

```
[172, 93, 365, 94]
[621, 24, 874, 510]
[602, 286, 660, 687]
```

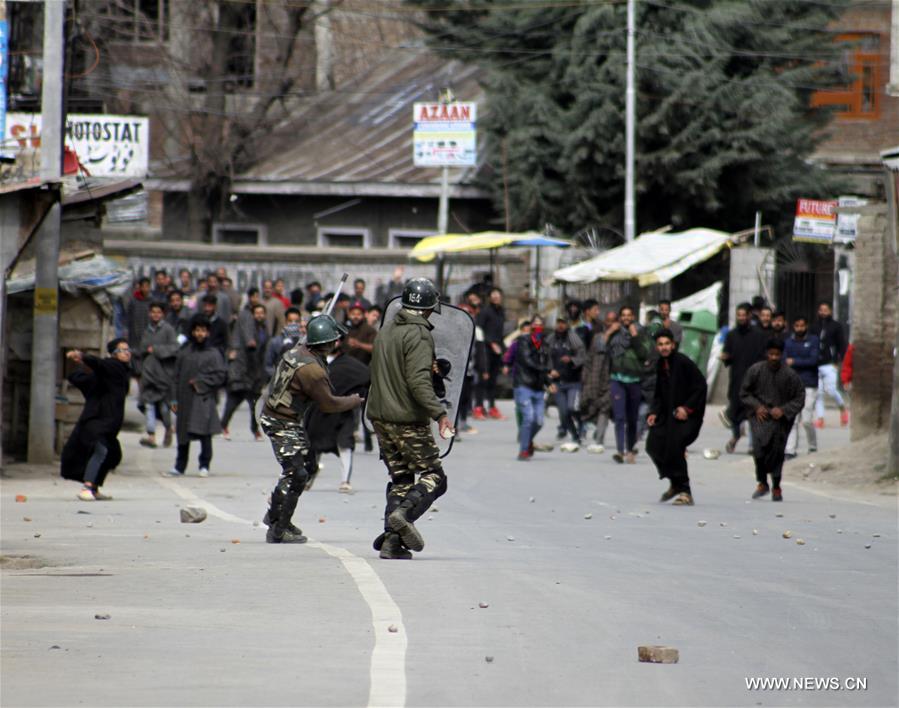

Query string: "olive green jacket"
[368, 309, 446, 424]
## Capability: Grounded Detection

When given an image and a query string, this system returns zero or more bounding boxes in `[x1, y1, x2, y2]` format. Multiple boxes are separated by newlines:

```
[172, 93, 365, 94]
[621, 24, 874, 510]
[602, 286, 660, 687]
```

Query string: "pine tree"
[412, 0, 848, 236]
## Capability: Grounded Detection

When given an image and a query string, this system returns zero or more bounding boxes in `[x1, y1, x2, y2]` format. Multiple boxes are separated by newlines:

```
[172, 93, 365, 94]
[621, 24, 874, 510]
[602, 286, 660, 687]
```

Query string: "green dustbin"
[677, 310, 718, 373]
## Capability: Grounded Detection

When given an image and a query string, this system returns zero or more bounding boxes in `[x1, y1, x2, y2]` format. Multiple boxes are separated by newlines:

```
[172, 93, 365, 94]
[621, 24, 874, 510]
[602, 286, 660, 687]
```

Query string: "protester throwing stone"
[166, 315, 227, 478]
[740, 339, 806, 502]
[259, 314, 362, 543]
[368, 278, 453, 559]
[645, 329, 707, 506]
[61, 339, 132, 501]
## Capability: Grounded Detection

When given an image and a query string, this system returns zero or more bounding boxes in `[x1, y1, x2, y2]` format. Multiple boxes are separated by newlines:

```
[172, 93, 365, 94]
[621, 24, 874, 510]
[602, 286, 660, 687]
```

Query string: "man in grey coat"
[166, 315, 227, 477]
[138, 302, 180, 448]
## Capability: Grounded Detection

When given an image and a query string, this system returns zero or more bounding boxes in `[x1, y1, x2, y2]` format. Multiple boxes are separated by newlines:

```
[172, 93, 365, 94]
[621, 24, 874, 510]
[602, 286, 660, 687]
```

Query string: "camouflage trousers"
[372, 420, 447, 531]
[260, 414, 315, 525]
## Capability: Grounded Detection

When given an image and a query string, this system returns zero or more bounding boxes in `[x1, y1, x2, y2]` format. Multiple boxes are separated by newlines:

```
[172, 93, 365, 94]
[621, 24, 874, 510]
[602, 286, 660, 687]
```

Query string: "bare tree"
[76, 0, 339, 239]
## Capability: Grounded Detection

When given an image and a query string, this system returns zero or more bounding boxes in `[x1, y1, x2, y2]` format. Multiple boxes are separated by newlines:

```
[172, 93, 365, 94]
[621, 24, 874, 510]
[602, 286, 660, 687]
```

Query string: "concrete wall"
[728, 247, 775, 326]
[847, 203, 897, 441]
[102, 240, 530, 315]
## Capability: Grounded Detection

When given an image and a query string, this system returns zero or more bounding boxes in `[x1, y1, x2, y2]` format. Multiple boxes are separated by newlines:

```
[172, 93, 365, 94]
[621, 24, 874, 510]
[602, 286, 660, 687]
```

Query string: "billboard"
[0, 19, 8, 159]
[3, 113, 149, 177]
[413, 102, 476, 167]
[792, 198, 837, 244]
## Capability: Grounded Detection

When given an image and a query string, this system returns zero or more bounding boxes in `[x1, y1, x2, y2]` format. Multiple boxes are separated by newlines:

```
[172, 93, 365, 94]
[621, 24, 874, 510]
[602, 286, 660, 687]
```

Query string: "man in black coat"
[474, 287, 507, 420]
[740, 339, 806, 502]
[306, 346, 371, 493]
[513, 315, 554, 460]
[166, 315, 228, 477]
[719, 303, 767, 454]
[646, 329, 707, 506]
[61, 339, 132, 501]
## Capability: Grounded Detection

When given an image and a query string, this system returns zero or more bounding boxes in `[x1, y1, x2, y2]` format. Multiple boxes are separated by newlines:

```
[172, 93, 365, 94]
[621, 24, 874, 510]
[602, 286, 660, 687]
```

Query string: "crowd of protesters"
[62, 261, 850, 509]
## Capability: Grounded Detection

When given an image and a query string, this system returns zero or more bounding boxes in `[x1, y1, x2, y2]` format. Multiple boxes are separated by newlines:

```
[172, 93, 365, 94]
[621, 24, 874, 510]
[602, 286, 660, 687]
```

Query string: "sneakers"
[517, 451, 531, 461]
[809, 446, 817, 454]
[460, 423, 478, 435]
[612, 452, 624, 464]
[752, 483, 770, 499]
[488, 407, 507, 420]
[659, 485, 678, 502]
[587, 444, 605, 454]
[719, 409, 733, 428]
[784, 452, 797, 460]
[725, 438, 737, 454]
[532, 442, 555, 452]
[338, 482, 353, 494]
[139, 436, 157, 448]
[163, 468, 184, 477]
[772, 487, 783, 502]
[222, 427, 231, 441]
[387, 508, 424, 552]
[840, 409, 849, 427]
[379, 532, 412, 560]
[559, 441, 580, 453]
[77, 487, 96, 501]
[93, 490, 113, 501]
[163, 427, 174, 448]
[473, 406, 487, 421]
[625, 451, 636, 464]
[198, 467, 209, 478]
[814, 418, 825, 429]
[671, 492, 694, 506]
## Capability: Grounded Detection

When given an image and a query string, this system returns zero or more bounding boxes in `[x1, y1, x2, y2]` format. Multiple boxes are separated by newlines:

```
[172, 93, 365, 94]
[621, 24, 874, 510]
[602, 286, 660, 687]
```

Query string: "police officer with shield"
[260, 314, 363, 543]
[368, 278, 456, 560]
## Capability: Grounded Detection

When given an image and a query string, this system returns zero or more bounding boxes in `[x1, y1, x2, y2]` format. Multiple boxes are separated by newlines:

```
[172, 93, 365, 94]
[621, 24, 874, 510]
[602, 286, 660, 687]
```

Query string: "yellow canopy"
[410, 231, 562, 262]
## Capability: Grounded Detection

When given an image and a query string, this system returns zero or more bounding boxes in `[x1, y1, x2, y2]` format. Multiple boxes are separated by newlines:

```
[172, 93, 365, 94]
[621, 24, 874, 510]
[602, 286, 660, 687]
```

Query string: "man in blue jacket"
[784, 315, 819, 457]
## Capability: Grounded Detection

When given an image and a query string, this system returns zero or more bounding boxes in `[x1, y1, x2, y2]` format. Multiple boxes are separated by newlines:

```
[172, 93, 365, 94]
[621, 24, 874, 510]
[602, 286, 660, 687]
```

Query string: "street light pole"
[27, 0, 65, 463]
[624, 0, 636, 242]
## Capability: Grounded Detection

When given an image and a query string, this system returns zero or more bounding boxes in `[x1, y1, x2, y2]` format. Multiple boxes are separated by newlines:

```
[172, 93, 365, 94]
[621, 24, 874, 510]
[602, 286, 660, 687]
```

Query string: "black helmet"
[306, 314, 346, 347]
[401, 277, 441, 313]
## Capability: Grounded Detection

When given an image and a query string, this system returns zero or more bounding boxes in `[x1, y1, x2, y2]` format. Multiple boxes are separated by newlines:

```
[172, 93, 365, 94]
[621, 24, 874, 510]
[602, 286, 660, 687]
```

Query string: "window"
[317, 227, 370, 249]
[388, 229, 435, 249]
[223, 1, 256, 90]
[212, 223, 267, 246]
[100, 0, 169, 43]
[811, 33, 882, 119]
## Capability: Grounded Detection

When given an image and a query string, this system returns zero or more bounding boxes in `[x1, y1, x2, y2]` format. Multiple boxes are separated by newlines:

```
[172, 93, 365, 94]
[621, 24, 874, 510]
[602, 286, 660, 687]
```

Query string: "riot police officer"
[368, 278, 453, 559]
[260, 314, 363, 543]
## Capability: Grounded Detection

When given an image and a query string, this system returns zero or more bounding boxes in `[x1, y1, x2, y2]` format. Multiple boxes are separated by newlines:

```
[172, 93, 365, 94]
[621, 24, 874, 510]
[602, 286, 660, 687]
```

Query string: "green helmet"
[306, 314, 346, 347]
[402, 277, 442, 313]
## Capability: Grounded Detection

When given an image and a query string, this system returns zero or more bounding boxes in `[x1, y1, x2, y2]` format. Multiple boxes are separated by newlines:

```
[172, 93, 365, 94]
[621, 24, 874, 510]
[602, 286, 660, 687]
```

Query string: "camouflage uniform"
[372, 420, 447, 530]
[259, 413, 315, 515]
[261, 342, 359, 541]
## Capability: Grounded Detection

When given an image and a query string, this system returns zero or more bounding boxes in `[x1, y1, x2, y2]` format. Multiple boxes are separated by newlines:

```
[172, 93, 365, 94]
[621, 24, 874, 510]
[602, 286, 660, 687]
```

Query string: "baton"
[323, 273, 349, 317]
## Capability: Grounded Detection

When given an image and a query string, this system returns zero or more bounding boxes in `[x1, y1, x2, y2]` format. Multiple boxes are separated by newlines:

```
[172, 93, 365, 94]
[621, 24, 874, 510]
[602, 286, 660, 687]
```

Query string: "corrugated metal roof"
[239, 49, 487, 190]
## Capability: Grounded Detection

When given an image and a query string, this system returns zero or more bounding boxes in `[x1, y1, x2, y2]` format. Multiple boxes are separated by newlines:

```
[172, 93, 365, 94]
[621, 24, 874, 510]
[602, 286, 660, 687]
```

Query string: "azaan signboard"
[413, 102, 476, 168]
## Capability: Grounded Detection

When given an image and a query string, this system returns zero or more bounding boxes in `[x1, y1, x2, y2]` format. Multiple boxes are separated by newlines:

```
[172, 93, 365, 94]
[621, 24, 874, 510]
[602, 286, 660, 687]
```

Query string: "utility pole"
[27, 0, 65, 463]
[434, 87, 454, 293]
[624, 0, 636, 242]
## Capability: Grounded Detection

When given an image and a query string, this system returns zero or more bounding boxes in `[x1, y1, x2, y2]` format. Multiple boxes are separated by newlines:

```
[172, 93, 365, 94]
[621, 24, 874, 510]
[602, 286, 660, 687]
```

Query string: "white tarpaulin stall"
[552, 228, 737, 286]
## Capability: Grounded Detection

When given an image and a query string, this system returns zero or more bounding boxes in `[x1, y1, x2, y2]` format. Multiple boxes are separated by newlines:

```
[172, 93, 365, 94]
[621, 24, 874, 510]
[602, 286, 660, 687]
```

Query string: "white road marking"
[154, 476, 407, 707]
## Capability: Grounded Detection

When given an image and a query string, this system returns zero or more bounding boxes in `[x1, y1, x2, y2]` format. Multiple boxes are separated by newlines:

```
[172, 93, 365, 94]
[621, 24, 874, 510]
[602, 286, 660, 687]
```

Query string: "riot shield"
[365, 297, 475, 458]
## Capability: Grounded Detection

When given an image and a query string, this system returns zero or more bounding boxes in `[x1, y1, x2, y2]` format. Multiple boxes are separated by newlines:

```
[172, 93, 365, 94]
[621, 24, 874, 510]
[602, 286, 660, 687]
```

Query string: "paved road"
[2, 402, 896, 707]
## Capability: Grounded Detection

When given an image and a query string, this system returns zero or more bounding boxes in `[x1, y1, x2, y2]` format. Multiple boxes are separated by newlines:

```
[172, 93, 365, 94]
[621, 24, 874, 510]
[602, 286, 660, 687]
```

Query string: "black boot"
[266, 525, 308, 543]
[262, 510, 303, 537]
[379, 532, 412, 560]
[387, 502, 424, 552]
